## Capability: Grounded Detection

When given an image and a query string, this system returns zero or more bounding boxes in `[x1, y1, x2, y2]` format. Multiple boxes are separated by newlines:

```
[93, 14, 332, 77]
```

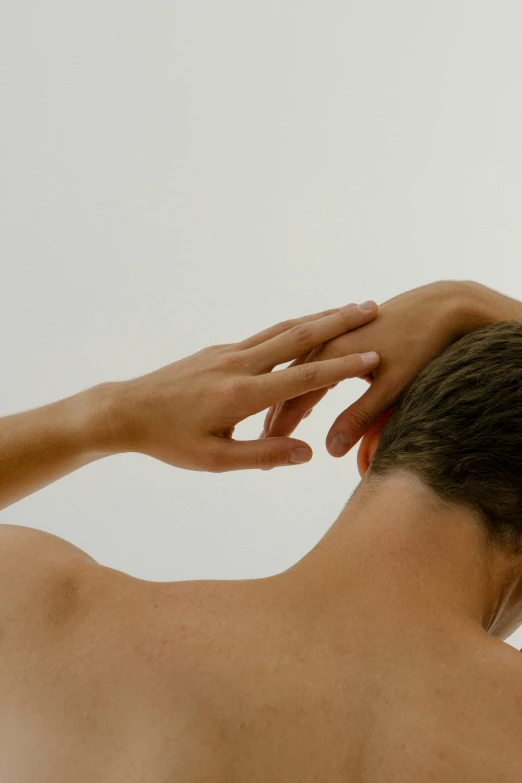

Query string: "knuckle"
[199, 343, 230, 357]
[201, 449, 219, 472]
[280, 386, 324, 414]
[294, 362, 317, 385]
[204, 457, 221, 474]
[344, 405, 375, 433]
[218, 349, 243, 372]
[208, 462, 226, 474]
[256, 448, 277, 471]
[205, 444, 229, 473]
[289, 322, 313, 344]
[314, 342, 336, 362]
[339, 308, 355, 324]
[277, 318, 296, 333]
[279, 397, 305, 413]
[224, 376, 249, 401]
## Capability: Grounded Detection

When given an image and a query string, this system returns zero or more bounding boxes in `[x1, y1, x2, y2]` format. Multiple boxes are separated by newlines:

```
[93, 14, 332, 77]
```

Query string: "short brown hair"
[368, 320, 522, 553]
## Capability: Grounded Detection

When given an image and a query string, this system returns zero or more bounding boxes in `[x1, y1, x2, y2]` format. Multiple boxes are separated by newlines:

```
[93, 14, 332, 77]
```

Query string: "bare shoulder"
[0, 523, 106, 632]
[0, 522, 198, 642]
[0, 522, 99, 569]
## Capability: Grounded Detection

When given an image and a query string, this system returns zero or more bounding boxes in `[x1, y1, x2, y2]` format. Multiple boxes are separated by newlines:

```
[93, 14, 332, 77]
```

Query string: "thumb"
[213, 437, 313, 472]
[326, 378, 395, 458]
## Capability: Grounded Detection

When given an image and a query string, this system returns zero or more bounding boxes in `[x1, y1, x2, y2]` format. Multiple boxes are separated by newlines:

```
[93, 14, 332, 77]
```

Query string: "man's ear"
[357, 407, 396, 477]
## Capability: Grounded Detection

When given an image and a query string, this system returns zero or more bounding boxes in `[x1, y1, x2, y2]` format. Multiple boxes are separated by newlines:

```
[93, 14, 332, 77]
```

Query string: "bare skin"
[1, 502, 522, 783]
[2, 280, 522, 780]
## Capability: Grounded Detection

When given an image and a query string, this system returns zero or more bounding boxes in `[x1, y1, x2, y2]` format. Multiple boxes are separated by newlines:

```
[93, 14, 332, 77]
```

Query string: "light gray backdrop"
[1, 2, 521, 650]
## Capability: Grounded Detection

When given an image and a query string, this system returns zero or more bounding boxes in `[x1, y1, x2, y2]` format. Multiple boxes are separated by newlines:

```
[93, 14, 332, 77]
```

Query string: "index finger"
[246, 302, 378, 373]
[236, 307, 347, 351]
[264, 331, 378, 437]
[249, 350, 380, 414]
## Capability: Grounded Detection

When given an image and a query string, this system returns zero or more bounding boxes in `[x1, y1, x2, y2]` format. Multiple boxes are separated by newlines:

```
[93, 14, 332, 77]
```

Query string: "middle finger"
[247, 302, 377, 373]
[263, 335, 377, 438]
[261, 345, 325, 435]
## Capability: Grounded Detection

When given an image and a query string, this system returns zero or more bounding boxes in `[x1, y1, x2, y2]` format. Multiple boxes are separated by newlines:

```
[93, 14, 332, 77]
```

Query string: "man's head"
[358, 320, 522, 554]
[356, 320, 522, 638]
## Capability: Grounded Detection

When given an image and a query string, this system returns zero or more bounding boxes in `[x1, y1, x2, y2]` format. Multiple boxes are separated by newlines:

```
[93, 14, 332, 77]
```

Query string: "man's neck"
[274, 473, 519, 639]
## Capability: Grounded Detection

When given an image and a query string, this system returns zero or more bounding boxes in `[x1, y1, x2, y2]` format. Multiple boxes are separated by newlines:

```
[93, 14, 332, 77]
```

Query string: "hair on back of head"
[368, 320, 522, 555]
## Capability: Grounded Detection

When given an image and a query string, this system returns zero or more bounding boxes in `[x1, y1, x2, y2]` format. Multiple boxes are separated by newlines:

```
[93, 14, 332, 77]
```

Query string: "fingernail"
[289, 447, 312, 464]
[360, 351, 378, 366]
[340, 302, 358, 311]
[331, 433, 351, 457]
[359, 300, 375, 311]
[259, 430, 266, 439]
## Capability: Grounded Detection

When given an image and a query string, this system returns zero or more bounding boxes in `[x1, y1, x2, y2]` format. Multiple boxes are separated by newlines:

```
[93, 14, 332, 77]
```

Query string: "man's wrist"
[72, 382, 128, 458]
[450, 280, 522, 337]
[0, 386, 124, 511]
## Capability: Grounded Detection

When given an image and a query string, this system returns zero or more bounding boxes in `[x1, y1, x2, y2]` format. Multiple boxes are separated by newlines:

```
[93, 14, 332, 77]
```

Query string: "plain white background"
[1, 2, 522, 652]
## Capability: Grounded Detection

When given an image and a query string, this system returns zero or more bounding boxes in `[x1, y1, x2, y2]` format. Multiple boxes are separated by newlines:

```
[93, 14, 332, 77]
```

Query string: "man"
[1, 279, 522, 782]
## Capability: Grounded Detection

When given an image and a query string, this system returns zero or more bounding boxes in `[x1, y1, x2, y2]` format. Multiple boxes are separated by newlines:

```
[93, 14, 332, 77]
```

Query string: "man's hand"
[262, 281, 497, 457]
[2, 281, 520, 510]
[107, 303, 379, 472]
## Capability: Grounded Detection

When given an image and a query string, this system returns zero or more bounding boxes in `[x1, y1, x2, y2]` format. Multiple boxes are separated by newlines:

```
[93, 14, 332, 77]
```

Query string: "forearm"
[0, 383, 119, 512]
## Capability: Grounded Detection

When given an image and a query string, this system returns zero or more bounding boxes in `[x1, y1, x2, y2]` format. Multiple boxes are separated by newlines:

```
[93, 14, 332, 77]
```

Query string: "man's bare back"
[3, 283, 522, 778]
[1, 531, 521, 783]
